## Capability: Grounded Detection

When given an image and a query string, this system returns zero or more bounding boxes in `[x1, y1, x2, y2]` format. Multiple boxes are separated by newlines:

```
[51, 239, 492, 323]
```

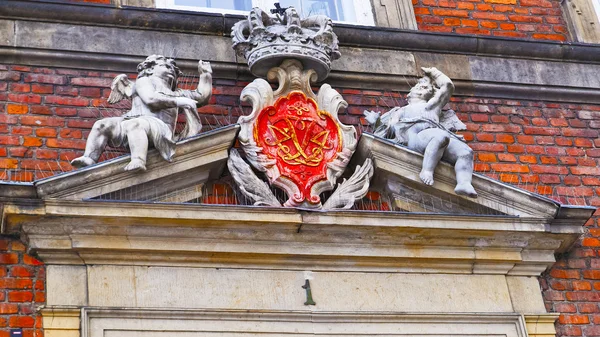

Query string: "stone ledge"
[74, 308, 528, 337]
[3, 0, 600, 64]
[2, 25, 600, 103]
[34, 124, 239, 199]
[1, 198, 585, 275]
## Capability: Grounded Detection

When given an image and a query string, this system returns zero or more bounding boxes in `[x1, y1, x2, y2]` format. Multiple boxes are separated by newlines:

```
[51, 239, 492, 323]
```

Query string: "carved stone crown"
[231, 7, 341, 81]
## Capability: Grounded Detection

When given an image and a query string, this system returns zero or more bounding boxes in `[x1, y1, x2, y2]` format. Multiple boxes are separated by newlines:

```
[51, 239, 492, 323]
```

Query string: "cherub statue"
[71, 55, 212, 171]
[364, 67, 477, 198]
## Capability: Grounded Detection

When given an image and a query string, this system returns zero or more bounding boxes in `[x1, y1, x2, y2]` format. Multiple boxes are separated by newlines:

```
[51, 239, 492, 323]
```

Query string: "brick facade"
[2, 60, 600, 335]
[412, 0, 568, 41]
[0, 237, 44, 337]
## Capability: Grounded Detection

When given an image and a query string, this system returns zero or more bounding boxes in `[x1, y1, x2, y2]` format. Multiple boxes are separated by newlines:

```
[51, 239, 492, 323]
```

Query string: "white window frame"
[156, 0, 375, 26]
[594, 0, 600, 22]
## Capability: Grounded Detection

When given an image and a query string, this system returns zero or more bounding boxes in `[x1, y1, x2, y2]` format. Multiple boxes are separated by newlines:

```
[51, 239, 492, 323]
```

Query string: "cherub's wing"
[439, 109, 466, 132]
[107, 74, 134, 104]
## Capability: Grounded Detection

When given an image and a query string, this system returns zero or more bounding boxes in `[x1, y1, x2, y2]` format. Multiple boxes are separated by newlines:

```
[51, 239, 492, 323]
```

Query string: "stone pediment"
[0, 126, 592, 225]
[353, 133, 581, 219]
[0, 127, 593, 278]
[30, 124, 239, 201]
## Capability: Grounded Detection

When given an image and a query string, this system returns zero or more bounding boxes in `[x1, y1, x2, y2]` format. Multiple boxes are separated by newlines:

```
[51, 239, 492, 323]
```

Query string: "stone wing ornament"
[107, 74, 134, 104]
[439, 109, 466, 133]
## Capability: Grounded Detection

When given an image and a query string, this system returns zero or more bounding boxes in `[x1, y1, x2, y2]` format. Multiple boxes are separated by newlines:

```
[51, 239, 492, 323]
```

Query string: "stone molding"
[75, 308, 528, 337]
[41, 308, 81, 337]
[34, 124, 239, 199]
[42, 307, 557, 337]
[2, 2, 600, 103]
[2, 0, 599, 64]
[3, 45, 600, 104]
[1, 131, 592, 275]
[39, 302, 554, 337]
[1, 32, 600, 105]
[524, 314, 560, 337]
[0, 196, 587, 275]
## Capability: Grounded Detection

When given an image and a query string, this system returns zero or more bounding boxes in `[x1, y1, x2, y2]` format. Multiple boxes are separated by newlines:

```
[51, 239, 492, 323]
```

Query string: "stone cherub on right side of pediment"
[365, 67, 477, 198]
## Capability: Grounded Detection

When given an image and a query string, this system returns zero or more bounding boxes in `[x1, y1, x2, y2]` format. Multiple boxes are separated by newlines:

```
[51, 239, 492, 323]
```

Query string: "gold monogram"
[255, 93, 343, 171]
[264, 115, 333, 167]
[265, 103, 333, 166]
[287, 103, 310, 116]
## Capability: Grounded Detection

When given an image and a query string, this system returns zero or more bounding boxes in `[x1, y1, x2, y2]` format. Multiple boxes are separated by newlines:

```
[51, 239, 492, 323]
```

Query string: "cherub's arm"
[174, 61, 213, 106]
[423, 67, 454, 112]
[135, 77, 198, 111]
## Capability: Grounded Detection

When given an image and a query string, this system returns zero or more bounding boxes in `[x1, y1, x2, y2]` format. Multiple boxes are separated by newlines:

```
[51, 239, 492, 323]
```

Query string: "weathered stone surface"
[470, 57, 600, 89]
[525, 314, 560, 337]
[332, 47, 417, 76]
[42, 308, 80, 337]
[0, 19, 15, 47]
[562, 0, 600, 44]
[15, 21, 236, 63]
[506, 276, 547, 313]
[372, 0, 418, 30]
[87, 266, 513, 312]
[35, 124, 239, 199]
[47, 265, 87, 306]
[355, 133, 567, 218]
[81, 309, 526, 337]
[122, 0, 155, 7]
[414, 53, 472, 80]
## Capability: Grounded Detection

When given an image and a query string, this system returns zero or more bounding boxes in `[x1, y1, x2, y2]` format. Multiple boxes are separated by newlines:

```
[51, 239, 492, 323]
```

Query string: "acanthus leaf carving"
[227, 149, 281, 207]
[322, 158, 374, 210]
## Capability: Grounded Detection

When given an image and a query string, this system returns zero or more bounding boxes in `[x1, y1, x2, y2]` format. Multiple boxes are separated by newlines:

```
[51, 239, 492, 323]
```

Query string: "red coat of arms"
[255, 92, 342, 206]
[236, 61, 358, 208]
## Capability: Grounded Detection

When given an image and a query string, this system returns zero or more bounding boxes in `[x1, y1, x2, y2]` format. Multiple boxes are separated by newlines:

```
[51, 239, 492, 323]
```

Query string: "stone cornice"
[0, 198, 586, 275]
[2, 0, 600, 64]
[2, 1, 600, 104]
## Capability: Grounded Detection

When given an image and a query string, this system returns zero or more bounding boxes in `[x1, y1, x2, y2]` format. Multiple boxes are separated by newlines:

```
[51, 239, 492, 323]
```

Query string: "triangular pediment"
[32, 125, 239, 201]
[351, 133, 585, 219]
[3, 125, 593, 225]
[0, 127, 594, 278]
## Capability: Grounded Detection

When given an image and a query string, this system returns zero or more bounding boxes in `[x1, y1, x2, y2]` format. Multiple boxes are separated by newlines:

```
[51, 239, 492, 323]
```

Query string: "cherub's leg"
[122, 118, 151, 172]
[71, 117, 121, 168]
[411, 129, 450, 186]
[445, 139, 477, 198]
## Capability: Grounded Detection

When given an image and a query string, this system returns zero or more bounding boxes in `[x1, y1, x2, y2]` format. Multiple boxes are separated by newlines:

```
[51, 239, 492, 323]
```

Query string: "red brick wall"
[2, 63, 600, 335]
[0, 237, 44, 337]
[412, 0, 568, 41]
[543, 225, 600, 336]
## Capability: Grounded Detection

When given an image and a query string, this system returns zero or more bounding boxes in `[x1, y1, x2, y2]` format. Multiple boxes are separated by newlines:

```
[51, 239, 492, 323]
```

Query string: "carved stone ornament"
[71, 55, 213, 172]
[231, 7, 340, 81]
[232, 59, 372, 209]
[364, 67, 477, 198]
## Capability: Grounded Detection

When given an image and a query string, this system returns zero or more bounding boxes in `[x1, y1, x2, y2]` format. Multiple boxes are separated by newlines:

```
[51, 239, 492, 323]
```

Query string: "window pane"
[278, 0, 358, 22]
[594, 0, 600, 22]
[174, 0, 252, 10]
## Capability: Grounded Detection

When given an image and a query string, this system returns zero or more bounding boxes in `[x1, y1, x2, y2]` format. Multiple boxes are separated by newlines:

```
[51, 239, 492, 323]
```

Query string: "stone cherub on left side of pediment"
[71, 55, 213, 171]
